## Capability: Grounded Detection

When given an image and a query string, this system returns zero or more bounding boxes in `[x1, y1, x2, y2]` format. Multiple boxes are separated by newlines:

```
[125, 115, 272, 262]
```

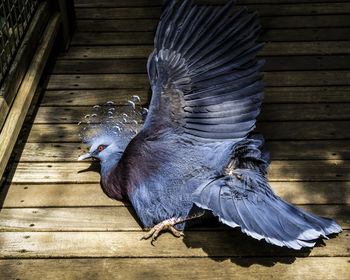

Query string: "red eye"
[98, 145, 104, 151]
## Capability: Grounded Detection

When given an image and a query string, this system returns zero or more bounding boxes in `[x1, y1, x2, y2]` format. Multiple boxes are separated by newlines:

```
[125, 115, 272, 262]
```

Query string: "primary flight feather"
[78, 0, 341, 249]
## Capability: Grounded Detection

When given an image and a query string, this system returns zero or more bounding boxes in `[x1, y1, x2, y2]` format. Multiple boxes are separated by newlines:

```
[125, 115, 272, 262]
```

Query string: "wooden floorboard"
[52, 56, 350, 73]
[75, 15, 350, 32]
[7, 160, 350, 183]
[2, 181, 350, 207]
[14, 141, 350, 162]
[0, 231, 349, 258]
[25, 122, 350, 142]
[1, 257, 349, 280]
[1, 0, 349, 278]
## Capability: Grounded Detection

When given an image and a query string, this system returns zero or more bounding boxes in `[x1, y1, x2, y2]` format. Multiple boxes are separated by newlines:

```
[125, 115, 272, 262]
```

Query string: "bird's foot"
[140, 218, 184, 245]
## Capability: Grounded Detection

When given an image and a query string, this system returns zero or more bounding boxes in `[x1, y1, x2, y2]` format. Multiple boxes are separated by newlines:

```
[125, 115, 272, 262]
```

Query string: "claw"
[140, 218, 184, 244]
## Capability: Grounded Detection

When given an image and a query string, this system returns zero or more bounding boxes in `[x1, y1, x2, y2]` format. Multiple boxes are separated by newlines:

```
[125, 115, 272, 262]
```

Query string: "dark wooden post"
[56, 0, 76, 50]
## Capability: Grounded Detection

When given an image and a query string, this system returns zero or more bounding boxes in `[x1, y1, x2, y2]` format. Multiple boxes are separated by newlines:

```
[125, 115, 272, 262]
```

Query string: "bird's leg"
[140, 211, 205, 244]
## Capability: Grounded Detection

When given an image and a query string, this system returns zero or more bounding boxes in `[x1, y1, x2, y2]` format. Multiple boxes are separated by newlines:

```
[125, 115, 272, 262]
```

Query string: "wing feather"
[145, 0, 265, 142]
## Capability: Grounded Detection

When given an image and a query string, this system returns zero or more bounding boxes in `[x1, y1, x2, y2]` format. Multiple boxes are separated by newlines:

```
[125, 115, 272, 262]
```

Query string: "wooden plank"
[1, 183, 123, 207]
[46, 74, 149, 90]
[74, 0, 350, 7]
[256, 121, 350, 140]
[45, 72, 350, 90]
[265, 71, 350, 86]
[32, 103, 350, 124]
[72, 31, 154, 45]
[3, 181, 350, 207]
[41, 89, 150, 106]
[259, 103, 350, 121]
[0, 2, 50, 129]
[263, 86, 350, 103]
[261, 15, 350, 28]
[7, 160, 350, 183]
[0, 205, 348, 231]
[75, 4, 350, 19]
[52, 59, 148, 73]
[58, 46, 154, 59]
[58, 42, 350, 59]
[76, 0, 350, 6]
[0, 257, 349, 280]
[52, 56, 350, 74]
[25, 122, 350, 142]
[71, 28, 350, 45]
[75, 15, 350, 32]
[40, 87, 350, 106]
[14, 141, 350, 162]
[0, 230, 348, 258]
[266, 140, 350, 160]
[261, 28, 350, 42]
[0, 14, 61, 181]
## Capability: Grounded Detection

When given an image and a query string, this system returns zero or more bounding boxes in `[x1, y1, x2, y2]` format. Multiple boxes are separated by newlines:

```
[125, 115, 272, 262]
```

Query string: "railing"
[0, 0, 38, 87]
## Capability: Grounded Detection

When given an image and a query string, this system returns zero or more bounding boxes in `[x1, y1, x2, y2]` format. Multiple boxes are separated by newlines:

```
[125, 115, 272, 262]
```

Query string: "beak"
[78, 153, 92, 161]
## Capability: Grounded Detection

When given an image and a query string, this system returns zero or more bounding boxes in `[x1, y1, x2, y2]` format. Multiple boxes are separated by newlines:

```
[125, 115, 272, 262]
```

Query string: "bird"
[78, 0, 342, 250]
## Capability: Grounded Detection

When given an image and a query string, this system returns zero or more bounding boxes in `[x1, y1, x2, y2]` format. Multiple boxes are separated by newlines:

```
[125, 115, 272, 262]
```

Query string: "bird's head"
[78, 134, 127, 175]
[78, 134, 124, 162]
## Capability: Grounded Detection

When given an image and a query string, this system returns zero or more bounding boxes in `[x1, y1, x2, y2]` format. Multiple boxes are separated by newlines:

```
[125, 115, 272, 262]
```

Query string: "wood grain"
[0, 205, 348, 231]
[74, 0, 350, 6]
[75, 4, 350, 19]
[74, 0, 350, 7]
[7, 160, 350, 183]
[52, 56, 350, 74]
[40, 87, 350, 106]
[58, 42, 350, 59]
[25, 122, 350, 142]
[33, 103, 350, 123]
[14, 141, 350, 162]
[0, 257, 349, 280]
[45, 72, 350, 90]
[3, 181, 350, 207]
[0, 230, 348, 258]
[71, 28, 350, 45]
[0, 14, 61, 180]
[74, 15, 350, 32]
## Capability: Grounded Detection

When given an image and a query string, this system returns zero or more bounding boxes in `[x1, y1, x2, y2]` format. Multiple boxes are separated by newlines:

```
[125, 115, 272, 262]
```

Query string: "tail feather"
[193, 140, 342, 250]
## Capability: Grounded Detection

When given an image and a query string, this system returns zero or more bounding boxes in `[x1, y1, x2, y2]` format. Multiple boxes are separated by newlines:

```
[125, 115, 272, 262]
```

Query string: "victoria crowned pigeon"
[78, 0, 342, 249]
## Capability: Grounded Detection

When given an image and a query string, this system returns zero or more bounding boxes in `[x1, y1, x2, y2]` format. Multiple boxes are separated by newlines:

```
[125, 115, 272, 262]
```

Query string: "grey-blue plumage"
[78, 0, 341, 250]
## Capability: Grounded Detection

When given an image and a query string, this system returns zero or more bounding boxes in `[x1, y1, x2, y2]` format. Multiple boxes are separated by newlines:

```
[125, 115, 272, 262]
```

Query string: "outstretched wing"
[144, 0, 264, 142]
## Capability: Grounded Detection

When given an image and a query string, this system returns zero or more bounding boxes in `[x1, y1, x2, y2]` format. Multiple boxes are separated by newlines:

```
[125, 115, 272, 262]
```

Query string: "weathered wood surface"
[3, 181, 350, 207]
[0, 205, 348, 231]
[7, 160, 350, 183]
[0, 231, 348, 258]
[40, 87, 350, 105]
[25, 122, 350, 142]
[52, 56, 350, 73]
[41, 89, 150, 106]
[14, 141, 350, 162]
[45, 72, 350, 90]
[33, 104, 350, 123]
[1, 0, 349, 277]
[75, 3, 350, 19]
[71, 28, 350, 44]
[0, 257, 349, 280]
[0, 14, 61, 180]
[75, 15, 350, 32]
[58, 42, 350, 58]
[74, 0, 350, 6]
